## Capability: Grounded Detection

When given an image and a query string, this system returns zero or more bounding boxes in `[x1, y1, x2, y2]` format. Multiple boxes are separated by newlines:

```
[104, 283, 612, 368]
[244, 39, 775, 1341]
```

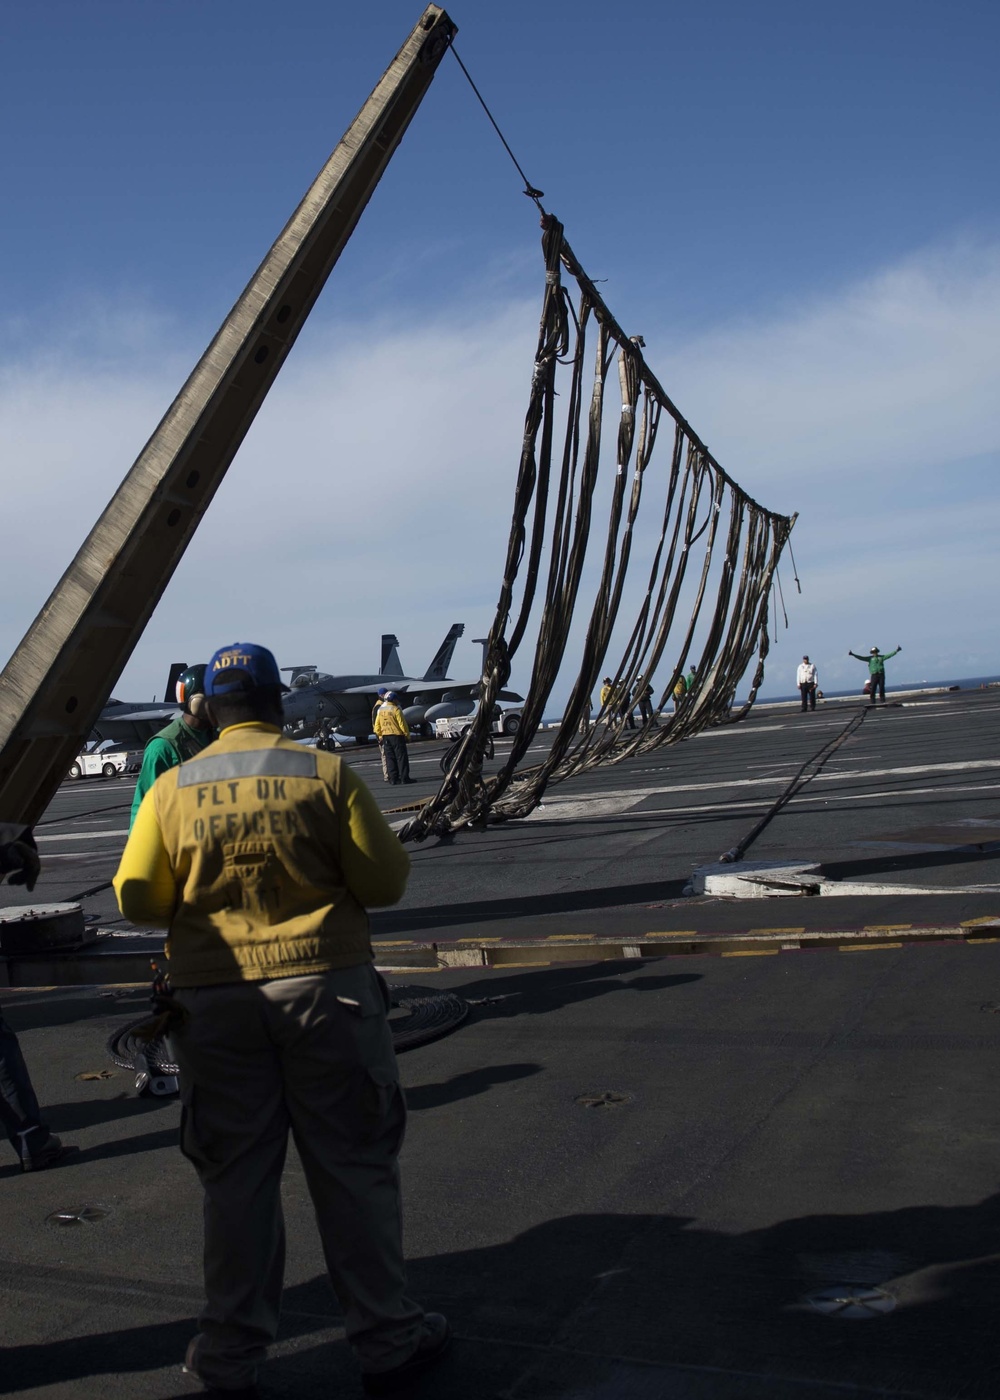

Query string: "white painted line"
[29, 852, 114, 862]
[530, 795, 644, 821]
[526, 757, 1000, 822]
[693, 723, 790, 738]
[818, 758, 1000, 781]
[523, 780, 1000, 826]
[36, 829, 129, 843]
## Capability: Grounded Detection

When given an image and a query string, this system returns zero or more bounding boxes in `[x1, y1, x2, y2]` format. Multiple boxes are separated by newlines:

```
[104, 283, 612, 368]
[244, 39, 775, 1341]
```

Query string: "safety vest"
[151, 727, 371, 986]
[129, 716, 214, 828]
[155, 714, 214, 766]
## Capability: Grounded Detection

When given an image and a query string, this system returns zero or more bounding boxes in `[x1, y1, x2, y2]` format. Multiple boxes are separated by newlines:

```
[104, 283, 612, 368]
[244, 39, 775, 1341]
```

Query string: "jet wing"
[339, 682, 413, 696]
[101, 706, 178, 722]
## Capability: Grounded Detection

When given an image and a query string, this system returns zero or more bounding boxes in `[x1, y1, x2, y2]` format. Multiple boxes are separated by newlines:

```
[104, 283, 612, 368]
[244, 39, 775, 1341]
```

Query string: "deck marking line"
[528, 781, 1000, 828]
[375, 964, 445, 973]
[36, 829, 129, 843]
[863, 925, 912, 931]
[722, 949, 780, 957]
[840, 942, 904, 952]
[526, 757, 1000, 822]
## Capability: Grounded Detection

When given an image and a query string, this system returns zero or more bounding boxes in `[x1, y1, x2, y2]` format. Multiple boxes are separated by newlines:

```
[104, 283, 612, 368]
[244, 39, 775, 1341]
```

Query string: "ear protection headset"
[175, 664, 208, 717]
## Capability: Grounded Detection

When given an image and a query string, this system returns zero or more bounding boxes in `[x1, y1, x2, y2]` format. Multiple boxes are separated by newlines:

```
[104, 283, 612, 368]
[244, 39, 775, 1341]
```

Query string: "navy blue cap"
[206, 643, 282, 696]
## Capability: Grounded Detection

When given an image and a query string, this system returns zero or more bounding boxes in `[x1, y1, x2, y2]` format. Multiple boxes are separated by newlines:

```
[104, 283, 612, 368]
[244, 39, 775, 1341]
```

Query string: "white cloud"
[649, 237, 1000, 694]
[1, 236, 998, 718]
[656, 238, 1000, 489]
[0, 301, 537, 703]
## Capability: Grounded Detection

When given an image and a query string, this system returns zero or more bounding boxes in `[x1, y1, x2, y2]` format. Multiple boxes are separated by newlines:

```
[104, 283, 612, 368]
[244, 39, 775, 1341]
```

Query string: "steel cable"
[718, 706, 870, 865]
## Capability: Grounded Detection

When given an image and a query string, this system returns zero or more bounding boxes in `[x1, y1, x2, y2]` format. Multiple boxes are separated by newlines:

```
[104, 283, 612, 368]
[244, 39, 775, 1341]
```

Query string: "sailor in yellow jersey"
[114, 642, 449, 1397]
[372, 689, 414, 785]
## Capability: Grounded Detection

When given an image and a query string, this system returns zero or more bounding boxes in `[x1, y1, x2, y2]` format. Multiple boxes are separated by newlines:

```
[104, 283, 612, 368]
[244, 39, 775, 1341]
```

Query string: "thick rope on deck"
[401, 216, 795, 842]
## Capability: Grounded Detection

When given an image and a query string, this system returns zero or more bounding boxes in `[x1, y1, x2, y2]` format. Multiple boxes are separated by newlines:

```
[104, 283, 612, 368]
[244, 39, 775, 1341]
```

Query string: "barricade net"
[400, 215, 795, 842]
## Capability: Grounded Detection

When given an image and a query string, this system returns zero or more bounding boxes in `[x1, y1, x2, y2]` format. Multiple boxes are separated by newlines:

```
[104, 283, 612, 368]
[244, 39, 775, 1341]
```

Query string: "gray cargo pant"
[173, 963, 424, 1390]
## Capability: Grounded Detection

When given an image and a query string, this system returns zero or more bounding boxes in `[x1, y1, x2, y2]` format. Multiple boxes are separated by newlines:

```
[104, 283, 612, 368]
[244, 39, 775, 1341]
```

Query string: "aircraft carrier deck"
[3, 689, 1000, 1398]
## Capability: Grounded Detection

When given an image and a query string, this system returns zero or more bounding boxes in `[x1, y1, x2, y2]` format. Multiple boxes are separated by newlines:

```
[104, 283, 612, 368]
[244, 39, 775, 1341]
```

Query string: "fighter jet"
[280, 624, 521, 740]
[89, 662, 188, 746]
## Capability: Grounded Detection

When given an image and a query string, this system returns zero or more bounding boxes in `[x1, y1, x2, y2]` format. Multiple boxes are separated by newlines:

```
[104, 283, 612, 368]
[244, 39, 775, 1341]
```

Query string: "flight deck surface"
[4, 948, 1000, 1398]
[2, 690, 1000, 1397]
[7, 688, 1000, 965]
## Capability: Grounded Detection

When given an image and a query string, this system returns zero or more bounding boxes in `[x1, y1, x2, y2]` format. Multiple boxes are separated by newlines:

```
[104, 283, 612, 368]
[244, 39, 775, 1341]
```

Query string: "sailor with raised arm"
[849, 645, 901, 706]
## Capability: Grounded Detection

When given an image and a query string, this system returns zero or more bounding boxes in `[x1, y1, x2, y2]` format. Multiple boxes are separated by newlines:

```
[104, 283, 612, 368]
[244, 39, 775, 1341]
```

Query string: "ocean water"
[755, 674, 1000, 706]
[539, 675, 1000, 725]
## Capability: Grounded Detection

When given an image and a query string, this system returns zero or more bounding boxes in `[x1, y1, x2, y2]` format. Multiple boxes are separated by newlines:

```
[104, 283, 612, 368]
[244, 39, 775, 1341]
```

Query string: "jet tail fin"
[380, 635, 404, 678]
[164, 662, 188, 704]
[423, 623, 465, 681]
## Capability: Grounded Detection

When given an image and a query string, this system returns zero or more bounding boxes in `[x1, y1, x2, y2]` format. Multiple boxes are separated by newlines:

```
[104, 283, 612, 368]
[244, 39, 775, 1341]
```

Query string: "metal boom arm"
[0, 5, 456, 827]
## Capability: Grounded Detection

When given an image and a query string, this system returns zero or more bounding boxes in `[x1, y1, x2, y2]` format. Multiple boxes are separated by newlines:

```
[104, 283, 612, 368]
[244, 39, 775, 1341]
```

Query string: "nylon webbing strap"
[402, 216, 796, 842]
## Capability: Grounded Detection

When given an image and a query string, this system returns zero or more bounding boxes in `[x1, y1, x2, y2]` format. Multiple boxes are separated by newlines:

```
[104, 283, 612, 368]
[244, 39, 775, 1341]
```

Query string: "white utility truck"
[67, 741, 139, 780]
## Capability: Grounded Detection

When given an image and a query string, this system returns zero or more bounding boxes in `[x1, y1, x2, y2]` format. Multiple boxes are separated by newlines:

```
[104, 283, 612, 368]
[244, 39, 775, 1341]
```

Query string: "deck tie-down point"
[690, 859, 1000, 899]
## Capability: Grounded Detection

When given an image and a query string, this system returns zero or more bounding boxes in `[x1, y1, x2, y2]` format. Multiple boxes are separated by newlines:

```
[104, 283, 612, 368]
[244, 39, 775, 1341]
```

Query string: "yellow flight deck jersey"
[113, 722, 410, 988]
[373, 701, 409, 739]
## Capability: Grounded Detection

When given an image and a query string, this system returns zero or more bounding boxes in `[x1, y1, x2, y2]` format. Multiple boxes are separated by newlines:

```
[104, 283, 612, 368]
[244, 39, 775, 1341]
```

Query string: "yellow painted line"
[374, 941, 417, 947]
[722, 948, 780, 957]
[375, 964, 444, 972]
[545, 934, 598, 941]
[491, 961, 551, 968]
[965, 936, 1000, 943]
[863, 925, 912, 932]
[645, 931, 699, 938]
[748, 927, 805, 935]
[840, 942, 904, 952]
[961, 917, 1000, 927]
[455, 937, 502, 943]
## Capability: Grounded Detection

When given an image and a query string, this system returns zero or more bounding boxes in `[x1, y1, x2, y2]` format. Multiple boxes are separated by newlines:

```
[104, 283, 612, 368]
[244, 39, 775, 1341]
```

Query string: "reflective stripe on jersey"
[178, 749, 318, 786]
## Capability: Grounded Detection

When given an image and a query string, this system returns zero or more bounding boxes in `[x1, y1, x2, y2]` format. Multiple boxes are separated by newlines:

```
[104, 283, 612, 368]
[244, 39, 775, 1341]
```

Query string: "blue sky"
[2, 0, 999, 705]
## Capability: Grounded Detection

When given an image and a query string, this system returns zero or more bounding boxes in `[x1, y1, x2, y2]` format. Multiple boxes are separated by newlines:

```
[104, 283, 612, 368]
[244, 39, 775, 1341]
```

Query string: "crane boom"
[0, 5, 456, 828]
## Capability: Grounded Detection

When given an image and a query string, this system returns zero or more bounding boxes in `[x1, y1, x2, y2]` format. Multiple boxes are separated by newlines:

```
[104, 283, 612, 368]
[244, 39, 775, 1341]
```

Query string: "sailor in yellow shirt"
[373, 689, 413, 785]
[113, 642, 449, 1397]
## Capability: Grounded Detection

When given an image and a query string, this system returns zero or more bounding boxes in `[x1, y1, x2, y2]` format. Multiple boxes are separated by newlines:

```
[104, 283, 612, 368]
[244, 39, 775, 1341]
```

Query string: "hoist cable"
[787, 536, 802, 594]
[449, 46, 546, 208]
